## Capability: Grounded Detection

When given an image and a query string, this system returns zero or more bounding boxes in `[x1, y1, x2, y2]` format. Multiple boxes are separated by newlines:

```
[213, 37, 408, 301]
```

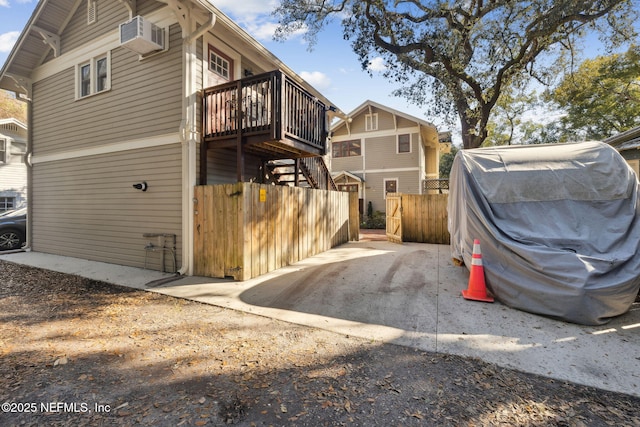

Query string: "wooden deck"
[202, 70, 327, 159]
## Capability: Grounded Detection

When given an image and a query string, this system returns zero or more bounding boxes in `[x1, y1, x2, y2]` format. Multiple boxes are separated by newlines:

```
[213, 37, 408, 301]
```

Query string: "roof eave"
[0, 0, 49, 95]
[194, 0, 345, 118]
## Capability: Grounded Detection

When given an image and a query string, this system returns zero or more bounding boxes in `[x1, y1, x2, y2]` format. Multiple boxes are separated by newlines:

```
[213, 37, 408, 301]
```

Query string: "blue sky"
[0, 0, 424, 122]
[0, 0, 635, 139]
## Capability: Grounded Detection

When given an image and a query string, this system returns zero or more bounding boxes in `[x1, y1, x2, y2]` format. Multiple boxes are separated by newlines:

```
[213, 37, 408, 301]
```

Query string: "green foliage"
[274, 1, 638, 149]
[0, 90, 27, 123]
[484, 88, 540, 146]
[439, 145, 459, 178]
[361, 210, 386, 229]
[548, 45, 640, 140]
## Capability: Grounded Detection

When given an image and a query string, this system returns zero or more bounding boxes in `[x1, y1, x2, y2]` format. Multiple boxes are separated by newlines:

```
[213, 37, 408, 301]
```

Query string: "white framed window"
[365, 113, 378, 131]
[384, 178, 398, 198]
[76, 52, 111, 99]
[332, 139, 361, 158]
[0, 197, 15, 212]
[208, 45, 233, 80]
[398, 134, 411, 153]
[0, 139, 6, 163]
[87, 0, 97, 25]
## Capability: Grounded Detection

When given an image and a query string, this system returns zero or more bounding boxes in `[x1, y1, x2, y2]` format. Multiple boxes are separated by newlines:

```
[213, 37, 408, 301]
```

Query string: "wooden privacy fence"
[193, 183, 359, 280]
[386, 193, 450, 244]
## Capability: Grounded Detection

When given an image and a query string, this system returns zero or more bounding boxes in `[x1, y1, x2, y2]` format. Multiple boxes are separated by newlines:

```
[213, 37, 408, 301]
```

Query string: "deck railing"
[202, 70, 327, 153]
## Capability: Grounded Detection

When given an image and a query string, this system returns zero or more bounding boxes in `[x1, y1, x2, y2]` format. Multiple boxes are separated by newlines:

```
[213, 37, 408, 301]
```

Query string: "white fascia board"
[332, 126, 421, 141]
[31, 133, 180, 164]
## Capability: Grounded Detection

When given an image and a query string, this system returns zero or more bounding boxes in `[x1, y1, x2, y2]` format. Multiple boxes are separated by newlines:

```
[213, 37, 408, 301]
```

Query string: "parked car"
[0, 207, 26, 250]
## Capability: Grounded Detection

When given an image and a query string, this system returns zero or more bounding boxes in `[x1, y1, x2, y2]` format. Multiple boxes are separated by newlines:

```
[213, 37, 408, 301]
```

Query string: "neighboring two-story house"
[0, 118, 28, 212]
[0, 0, 343, 274]
[329, 100, 450, 214]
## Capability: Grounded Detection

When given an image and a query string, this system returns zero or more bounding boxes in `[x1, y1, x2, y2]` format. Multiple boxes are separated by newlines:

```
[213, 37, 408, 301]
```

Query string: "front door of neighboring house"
[385, 179, 398, 195]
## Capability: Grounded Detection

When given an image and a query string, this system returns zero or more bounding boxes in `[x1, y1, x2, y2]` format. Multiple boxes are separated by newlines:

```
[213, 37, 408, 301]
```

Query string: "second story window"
[398, 134, 411, 153]
[333, 139, 361, 158]
[209, 45, 232, 80]
[77, 52, 110, 99]
[0, 139, 6, 163]
[365, 113, 378, 131]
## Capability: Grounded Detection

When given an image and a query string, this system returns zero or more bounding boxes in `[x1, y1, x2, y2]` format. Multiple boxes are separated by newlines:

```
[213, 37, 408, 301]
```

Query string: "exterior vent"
[119, 16, 164, 54]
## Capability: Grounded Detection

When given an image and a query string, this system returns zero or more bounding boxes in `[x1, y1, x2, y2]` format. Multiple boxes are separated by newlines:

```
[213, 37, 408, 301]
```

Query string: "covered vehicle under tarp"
[448, 141, 640, 325]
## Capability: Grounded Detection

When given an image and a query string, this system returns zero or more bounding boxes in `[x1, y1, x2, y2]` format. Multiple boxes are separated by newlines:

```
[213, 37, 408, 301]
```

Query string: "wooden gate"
[386, 193, 402, 243]
[385, 193, 449, 244]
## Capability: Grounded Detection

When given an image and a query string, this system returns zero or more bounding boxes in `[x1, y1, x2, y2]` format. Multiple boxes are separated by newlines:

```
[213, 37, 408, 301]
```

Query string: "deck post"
[235, 80, 244, 182]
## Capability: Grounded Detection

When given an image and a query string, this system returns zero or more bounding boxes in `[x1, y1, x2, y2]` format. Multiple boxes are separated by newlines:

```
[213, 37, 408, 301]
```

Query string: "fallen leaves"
[1, 260, 639, 427]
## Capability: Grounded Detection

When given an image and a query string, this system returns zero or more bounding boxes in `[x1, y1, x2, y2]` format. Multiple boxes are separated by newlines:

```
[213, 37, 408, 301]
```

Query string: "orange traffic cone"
[462, 239, 494, 303]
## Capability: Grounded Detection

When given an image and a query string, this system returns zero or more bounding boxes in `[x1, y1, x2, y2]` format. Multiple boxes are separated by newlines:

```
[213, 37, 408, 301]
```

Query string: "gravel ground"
[1, 259, 639, 426]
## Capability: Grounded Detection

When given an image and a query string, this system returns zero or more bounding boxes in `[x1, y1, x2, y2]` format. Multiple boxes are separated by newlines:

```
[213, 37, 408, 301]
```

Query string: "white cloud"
[0, 0, 10, 7]
[299, 71, 332, 91]
[367, 57, 387, 72]
[211, 0, 277, 17]
[243, 20, 279, 41]
[0, 31, 20, 52]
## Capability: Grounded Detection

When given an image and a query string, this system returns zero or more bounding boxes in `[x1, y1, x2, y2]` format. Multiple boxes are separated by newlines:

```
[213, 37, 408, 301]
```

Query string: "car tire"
[0, 229, 25, 250]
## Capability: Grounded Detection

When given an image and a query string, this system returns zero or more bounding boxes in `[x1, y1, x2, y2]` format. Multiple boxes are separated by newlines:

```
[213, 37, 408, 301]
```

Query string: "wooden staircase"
[264, 157, 337, 190]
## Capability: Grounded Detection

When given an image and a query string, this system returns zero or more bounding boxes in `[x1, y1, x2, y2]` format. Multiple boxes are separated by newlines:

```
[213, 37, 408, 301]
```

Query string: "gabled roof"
[0, 0, 345, 117]
[0, 0, 76, 94]
[331, 170, 363, 183]
[605, 126, 640, 152]
[0, 118, 28, 135]
[331, 99, 436, 132]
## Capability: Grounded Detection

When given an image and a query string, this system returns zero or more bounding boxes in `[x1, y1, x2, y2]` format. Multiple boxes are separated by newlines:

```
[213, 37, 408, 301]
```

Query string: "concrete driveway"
[2, 236, 639, 397]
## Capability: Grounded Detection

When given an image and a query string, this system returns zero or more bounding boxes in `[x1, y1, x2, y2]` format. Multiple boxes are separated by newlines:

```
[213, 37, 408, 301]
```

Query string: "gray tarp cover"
[448, 141, 640, 325]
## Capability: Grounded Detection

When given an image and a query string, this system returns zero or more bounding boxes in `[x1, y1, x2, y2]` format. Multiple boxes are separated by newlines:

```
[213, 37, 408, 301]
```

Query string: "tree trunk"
[460, 118, 484, 150]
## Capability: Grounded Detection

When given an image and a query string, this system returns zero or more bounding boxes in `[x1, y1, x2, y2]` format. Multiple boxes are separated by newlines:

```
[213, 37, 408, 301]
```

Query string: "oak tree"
[0, 90, 27, 123]
[274, 0, 637, 148]
[548, 45, 640, 140]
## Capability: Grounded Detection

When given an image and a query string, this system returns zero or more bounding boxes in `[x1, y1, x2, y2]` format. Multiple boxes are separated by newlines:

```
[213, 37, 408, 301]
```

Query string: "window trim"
[397, 133, 411, 154]
[365, 113, 378, 131]
[0, 139, 6, 163]
[208, 44, 233, 80]
[75, 52, 111, 100]
[0, 197, 15, 212]
[384, 178, 398, 199]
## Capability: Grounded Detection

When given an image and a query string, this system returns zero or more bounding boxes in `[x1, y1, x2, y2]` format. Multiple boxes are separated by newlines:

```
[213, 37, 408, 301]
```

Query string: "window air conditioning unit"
[119, 16, 164, 55]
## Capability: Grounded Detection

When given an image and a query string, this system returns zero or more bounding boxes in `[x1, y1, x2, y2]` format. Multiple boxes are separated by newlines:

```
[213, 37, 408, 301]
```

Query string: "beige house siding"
[29, 6, 185, 270]
[33, 24, 183, 156]
[59, 0, 165, 55]
[331, 154, 364, 173]
[364, 133, 420, 170]
[365, 170, 421, 213]
[32, 144, 182, 270]
[61, 0, 127, 53]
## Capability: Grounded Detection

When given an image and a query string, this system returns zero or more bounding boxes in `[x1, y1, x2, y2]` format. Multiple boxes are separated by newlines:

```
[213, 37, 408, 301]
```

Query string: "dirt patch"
[1, 260, 639, 426]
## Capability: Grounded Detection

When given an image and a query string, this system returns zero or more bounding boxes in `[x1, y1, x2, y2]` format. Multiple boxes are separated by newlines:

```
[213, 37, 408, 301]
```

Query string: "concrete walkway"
[2, 238, 639, 397]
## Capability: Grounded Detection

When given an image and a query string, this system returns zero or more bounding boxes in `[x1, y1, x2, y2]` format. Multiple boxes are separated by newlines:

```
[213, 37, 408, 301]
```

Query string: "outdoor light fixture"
[133, 181, 148, 191]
